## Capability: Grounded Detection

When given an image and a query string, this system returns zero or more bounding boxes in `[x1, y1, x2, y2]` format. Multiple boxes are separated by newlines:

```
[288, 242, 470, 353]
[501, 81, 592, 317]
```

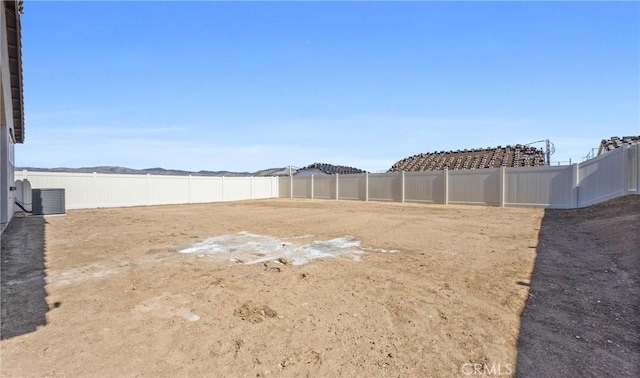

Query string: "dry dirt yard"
[1, 197, 637, 377]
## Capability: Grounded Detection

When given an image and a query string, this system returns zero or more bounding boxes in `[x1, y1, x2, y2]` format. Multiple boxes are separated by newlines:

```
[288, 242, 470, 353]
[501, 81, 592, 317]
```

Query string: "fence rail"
[279, 143, 639, 209]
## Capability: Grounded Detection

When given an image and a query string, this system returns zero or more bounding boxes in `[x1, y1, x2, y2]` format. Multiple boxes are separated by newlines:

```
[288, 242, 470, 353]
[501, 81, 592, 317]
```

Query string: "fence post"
[621, 144, 630, 195]
[365, 172, 369, 202]
[222, 176, 225, 202]
[444, 168, 449, 205]
[311, 175, 314, 200]
[636, 144, 640, 194]
[401, 171, 405, 203]
[499, 166, 505, 207]
[146, 173, 151, 206]
[335, 173, 339, 200]
[93, 172, 98, 208]
[572, 164, 579, 208]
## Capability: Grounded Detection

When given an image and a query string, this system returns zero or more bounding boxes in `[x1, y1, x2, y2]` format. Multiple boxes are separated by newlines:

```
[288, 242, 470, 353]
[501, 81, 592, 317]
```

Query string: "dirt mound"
[234, 301, 278, 323]
[571, 194, 640, 219]
[548, 194, 639, 279]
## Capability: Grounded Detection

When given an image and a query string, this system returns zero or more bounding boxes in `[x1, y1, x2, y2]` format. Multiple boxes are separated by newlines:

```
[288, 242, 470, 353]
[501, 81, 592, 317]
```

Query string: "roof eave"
[5, 0, 24, 143]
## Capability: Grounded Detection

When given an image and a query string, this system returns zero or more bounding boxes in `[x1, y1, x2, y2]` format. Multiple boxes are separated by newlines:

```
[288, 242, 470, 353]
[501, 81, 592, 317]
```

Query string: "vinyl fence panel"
[279, 176, 291, 198]
[368, 173, 402, 202]
[404, 171, 445, 204]
[578, 146, 627, 207]
[505, 166, 574, 208]
[292, 176, 312, 198]
[448, 168, 501, 206]
[190, 176, 224, 203]
[149, 175, 190, 205]
[630, 143, 640, 194]
[94, 173, 148, 208]
[313, 175, 335, 199]
[338, 174, 366, 200]
[223, 177, 251, 201]
[250, 177, 278, 199]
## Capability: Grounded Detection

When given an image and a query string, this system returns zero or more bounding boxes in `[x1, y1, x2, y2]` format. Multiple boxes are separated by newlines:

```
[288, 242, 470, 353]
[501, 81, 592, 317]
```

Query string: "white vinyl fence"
[13, 144, 638, 211]
[14, 171, 279, 210]
[280, 143, 640, 209]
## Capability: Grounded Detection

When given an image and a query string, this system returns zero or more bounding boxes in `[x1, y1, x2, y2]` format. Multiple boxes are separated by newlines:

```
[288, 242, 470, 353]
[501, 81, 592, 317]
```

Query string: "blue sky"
[17, 1, 640, 172]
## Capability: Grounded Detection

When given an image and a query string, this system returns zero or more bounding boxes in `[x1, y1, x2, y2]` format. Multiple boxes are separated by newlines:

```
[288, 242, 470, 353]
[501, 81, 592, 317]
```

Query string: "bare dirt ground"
[0, 197, 637, 377]
[516, 195, 639, 377]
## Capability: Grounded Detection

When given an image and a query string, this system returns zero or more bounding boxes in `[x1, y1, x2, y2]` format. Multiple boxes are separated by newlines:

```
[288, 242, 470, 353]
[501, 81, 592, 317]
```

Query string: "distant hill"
[16, 166, 299, 177]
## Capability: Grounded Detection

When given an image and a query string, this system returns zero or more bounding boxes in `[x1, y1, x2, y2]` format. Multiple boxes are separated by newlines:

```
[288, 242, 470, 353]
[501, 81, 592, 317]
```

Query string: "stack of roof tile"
[599, 136, 640, 154]
[299, 163, 366, 175]
[389, 145, 546, 172]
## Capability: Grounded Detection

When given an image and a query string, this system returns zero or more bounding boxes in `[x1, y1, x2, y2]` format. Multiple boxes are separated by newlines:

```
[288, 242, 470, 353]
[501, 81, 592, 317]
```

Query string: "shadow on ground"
[1, 214, 50, 340]
[516, 196, 640, 377]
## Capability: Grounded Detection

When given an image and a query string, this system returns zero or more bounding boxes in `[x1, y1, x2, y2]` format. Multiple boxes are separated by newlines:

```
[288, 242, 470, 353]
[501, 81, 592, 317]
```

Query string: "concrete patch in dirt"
[179, 231, 398, 265]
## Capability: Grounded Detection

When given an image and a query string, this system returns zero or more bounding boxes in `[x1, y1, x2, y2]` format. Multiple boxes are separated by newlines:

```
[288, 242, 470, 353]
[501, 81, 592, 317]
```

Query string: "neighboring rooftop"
[296, 163, 367, 175]
[389, 145, 546, 172]
[598, 136, 640, 155]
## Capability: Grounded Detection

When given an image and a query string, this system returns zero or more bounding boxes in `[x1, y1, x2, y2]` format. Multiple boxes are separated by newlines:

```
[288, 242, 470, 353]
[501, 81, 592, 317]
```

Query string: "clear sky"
[16, 1, 640, 173]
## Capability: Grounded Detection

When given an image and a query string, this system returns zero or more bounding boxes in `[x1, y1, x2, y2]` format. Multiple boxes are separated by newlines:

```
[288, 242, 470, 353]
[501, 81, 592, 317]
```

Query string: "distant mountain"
[254, 167, 298, 176]
[16, 166, 299, 177]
